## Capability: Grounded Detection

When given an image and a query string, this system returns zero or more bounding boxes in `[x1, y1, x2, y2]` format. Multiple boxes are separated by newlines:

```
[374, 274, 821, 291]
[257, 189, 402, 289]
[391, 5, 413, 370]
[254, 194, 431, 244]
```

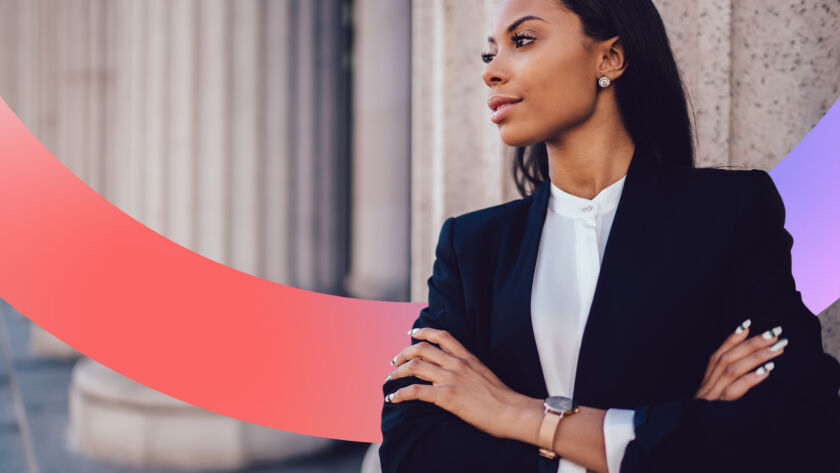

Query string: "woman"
[379, 0, 840, 472]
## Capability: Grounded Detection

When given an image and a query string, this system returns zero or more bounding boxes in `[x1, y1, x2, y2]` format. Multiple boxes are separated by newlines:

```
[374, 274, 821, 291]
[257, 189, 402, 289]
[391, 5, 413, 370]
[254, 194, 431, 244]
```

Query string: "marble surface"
[822, 299, 840, 362]
[731, 0, 840, 171]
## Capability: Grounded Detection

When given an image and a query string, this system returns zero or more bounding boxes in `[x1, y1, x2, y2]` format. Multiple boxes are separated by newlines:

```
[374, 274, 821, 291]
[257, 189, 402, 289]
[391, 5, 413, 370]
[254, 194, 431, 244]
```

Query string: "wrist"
[500, 395, 545, 444]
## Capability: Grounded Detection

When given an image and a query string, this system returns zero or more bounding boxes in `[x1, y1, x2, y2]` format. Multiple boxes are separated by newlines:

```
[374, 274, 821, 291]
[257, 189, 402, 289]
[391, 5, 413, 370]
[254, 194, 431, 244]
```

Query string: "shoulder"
[660, 166, 786, 248]
[662, 164, 768, 192]
[659, 165, 777, 212]
[676, 166, 778, 207]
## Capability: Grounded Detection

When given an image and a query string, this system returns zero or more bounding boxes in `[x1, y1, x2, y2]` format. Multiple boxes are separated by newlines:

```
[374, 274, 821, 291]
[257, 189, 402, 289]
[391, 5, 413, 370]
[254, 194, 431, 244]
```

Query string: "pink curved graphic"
[0, 94, 838, 445]
[0, 97, 421, 444]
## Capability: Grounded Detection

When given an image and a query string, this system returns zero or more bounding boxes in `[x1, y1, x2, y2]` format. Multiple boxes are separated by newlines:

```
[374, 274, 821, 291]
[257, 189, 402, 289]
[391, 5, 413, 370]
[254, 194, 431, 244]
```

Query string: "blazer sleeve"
[379, 217, 538, 473]
[619, 170, 840, 473]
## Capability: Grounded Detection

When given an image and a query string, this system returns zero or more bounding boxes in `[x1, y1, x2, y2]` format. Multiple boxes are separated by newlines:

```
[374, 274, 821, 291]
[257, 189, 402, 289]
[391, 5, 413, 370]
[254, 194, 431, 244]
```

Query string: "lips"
[488, 96, 522, 124]
[487, 96, 523, 112]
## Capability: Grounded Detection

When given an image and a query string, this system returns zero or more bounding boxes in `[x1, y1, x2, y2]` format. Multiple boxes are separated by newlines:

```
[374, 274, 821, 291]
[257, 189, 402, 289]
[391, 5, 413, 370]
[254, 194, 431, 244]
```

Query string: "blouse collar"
[548, 174, 627, 217]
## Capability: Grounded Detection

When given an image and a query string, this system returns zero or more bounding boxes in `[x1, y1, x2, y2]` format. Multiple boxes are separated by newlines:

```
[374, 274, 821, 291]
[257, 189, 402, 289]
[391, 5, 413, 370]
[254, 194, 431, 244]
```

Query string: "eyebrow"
[487, 15, 546, 43]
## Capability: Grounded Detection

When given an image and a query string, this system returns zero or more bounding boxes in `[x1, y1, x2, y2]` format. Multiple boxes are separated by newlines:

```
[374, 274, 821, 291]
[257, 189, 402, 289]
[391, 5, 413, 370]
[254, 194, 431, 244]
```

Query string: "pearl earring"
[598, 76, 611, 88]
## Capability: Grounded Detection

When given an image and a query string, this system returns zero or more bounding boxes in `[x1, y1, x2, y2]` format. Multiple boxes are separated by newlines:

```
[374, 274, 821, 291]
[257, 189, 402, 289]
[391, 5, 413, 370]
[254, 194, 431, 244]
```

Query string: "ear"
[596, 35, 628, 81]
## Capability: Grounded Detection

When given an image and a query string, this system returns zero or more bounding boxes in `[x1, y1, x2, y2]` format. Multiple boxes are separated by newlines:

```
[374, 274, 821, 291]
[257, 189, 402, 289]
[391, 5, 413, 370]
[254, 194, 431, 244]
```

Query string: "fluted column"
[344, 0, 411, 302]
[0, 0, 353, 469]
[410, 0, 516, 302]
[7, 0, 352, 294]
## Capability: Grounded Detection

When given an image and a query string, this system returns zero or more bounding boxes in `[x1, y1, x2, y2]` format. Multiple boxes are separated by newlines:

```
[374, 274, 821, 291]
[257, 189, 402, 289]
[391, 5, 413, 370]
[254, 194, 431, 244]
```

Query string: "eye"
[511, 32, 536, 48]
[481, 32, 536, 64]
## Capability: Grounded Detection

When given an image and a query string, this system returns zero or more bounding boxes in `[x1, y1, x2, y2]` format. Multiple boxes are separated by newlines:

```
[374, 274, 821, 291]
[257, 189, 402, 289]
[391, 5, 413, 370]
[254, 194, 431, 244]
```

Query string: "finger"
[702, 318, 752, 384]
[705, 325, 782, 389]
[387, 358, 451, 385]
[391, 341, 459, 370]
[410, 327, 512, 388]
[409, 327, 475, 361]
[385, 382, 439, 404]
[704, 337, 788, 400]
[720, 337, 787, 385]
[719, 361, 776, 401]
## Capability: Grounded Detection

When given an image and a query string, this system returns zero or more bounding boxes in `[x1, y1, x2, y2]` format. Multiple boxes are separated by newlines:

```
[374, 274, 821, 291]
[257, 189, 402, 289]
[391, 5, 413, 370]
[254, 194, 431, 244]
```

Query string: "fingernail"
[385, 393, 391, 403]
[735, 319, 751, 334]
[769, 338, 788, 351]
[390, 355, 398, 366]
[762, 326, 782, 340]
[384, 372, 392, 382]
[756, 361, 775, 376]
[408, 328, 419, 337]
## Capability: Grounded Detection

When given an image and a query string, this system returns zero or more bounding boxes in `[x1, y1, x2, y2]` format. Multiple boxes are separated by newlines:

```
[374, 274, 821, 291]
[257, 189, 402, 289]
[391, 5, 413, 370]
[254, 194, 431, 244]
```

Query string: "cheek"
[498, 67, 594, 145]
[529, 61, 594, 127]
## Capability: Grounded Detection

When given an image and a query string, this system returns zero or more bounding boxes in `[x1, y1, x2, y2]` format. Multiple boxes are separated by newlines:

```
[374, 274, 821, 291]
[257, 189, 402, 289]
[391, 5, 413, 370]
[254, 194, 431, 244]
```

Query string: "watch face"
[544, 396, 577, 414]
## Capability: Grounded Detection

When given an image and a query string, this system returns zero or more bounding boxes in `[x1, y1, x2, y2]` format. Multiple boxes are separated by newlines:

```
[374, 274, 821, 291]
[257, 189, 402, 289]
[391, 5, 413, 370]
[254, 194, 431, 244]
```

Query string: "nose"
[482, 58, 509, 88]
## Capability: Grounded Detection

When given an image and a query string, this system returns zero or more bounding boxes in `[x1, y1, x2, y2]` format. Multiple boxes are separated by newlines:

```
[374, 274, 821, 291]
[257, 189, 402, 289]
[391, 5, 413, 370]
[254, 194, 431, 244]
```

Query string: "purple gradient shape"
[770, 95, 840, 315]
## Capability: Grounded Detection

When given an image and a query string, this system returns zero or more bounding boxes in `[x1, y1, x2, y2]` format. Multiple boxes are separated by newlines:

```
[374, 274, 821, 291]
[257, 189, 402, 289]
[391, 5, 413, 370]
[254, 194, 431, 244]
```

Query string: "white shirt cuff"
[603, 408, 636, 473]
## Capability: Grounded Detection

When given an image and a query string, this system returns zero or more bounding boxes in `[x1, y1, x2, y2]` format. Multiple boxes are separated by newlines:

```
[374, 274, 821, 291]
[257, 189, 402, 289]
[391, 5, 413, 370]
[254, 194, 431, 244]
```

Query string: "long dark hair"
[512, 0, 697, 197]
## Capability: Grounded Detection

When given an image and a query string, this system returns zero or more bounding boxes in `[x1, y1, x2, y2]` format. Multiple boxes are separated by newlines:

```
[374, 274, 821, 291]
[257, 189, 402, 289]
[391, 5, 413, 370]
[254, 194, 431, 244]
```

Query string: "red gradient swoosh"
[0, 97, 420, 443]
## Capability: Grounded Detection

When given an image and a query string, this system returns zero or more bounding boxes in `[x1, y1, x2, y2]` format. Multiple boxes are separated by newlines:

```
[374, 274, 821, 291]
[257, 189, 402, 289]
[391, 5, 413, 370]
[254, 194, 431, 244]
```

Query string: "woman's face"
[482, 0, 600, 147]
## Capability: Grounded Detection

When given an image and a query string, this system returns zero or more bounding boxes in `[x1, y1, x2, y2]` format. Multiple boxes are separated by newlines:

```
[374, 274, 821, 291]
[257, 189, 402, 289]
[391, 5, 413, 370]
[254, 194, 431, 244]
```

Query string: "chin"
[497, 125, 542, 148]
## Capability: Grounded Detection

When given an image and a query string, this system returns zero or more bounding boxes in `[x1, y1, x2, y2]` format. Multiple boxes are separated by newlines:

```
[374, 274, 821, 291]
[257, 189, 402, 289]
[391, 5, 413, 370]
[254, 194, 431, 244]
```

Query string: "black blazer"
[380, 148, 840, 473]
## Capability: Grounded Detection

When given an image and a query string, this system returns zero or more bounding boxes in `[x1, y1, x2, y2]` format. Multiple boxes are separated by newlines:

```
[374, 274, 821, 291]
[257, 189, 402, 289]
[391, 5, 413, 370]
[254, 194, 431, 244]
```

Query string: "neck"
[543, 96, 634, 200]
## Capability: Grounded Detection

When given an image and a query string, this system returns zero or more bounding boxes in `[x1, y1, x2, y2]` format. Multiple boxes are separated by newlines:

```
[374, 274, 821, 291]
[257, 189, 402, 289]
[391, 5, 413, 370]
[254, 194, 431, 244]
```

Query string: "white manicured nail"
[769, 338, 788, 351]
[756, 361, 775, 376]
[391, 355, 398, 366]
[735, 318, 751, 334]
[762, 326, 782, 340]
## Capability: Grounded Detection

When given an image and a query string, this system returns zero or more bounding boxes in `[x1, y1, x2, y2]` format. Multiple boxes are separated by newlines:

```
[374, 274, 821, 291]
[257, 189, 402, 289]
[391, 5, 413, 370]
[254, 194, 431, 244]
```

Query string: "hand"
[384, 327, 533, 440]
[694, 318, 788, 401]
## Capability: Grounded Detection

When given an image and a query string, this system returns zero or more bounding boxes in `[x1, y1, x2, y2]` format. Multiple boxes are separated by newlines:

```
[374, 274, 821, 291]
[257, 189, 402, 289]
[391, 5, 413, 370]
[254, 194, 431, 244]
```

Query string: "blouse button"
[581, 204, 593, 212]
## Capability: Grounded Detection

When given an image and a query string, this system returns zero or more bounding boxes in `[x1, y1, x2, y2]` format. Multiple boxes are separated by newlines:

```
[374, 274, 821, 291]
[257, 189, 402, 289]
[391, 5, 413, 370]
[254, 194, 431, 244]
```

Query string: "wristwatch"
[538, 395, 580, 458]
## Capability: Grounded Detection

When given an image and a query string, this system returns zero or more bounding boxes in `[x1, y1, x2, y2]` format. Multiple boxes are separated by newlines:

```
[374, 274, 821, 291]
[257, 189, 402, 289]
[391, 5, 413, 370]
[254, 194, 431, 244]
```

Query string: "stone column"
[653, 0, 733, 168]
[0, 0, 84, 359]
[0, 0, 353, 469]
[350, 0, 412, 468]
[344, 0, 411, 302]
[410, 0, 517, 303]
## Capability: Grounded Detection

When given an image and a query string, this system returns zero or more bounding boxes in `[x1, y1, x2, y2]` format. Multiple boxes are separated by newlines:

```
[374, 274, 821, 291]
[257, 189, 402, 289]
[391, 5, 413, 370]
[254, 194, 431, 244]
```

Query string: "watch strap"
[538, 409, 564, 458]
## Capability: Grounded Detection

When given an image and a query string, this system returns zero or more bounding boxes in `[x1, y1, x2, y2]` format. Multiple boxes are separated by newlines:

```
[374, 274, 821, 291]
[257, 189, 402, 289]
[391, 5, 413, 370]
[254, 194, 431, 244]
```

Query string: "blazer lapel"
[571, 149, 666, 408]
[498, 178, 552, 400]
[501, 147, 666, 407]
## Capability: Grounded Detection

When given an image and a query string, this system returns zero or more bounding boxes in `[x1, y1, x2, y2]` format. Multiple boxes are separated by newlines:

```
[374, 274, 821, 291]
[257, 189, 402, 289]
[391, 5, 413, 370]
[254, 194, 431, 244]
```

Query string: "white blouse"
[531, 175, 636, 473]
